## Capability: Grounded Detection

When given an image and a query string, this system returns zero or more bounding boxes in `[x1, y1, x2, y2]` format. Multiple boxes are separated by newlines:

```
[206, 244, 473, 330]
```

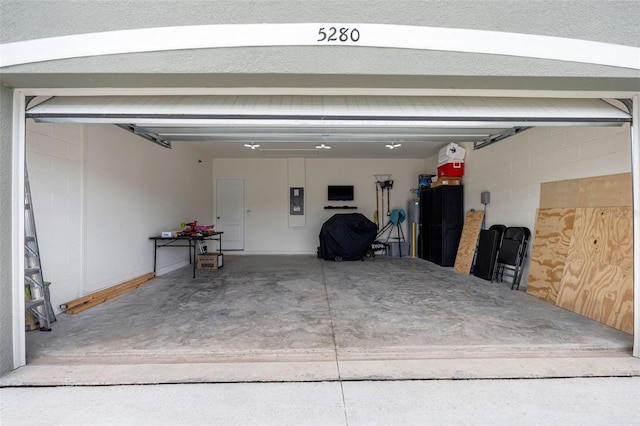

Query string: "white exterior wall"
[26, 123, 213, 312]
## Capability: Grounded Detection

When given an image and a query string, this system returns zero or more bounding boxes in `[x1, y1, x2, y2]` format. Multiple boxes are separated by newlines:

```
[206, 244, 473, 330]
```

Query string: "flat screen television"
[328, 185, 354, 201]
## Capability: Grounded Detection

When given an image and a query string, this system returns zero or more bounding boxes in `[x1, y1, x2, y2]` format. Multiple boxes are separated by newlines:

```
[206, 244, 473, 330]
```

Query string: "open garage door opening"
[14, 94, 638, 384]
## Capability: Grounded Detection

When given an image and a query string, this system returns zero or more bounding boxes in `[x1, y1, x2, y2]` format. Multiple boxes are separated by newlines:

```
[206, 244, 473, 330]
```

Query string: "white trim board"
[632, 95, 640, 358]
[17, 88, 640, 99]
[26, 96, 631, 122]
[2, 23, 639, 69]
[11, 91, 26, 368]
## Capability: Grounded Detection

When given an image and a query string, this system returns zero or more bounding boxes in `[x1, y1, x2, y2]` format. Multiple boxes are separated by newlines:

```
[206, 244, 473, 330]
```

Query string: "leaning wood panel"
[539, 179, 580, 208]
[565, 207, 633, 268]
[556, 207, 634, 334]
[577, 173, 632, 208]
[454, 211, 485, 275]
[539, 173, 631, 209]
[526, 208, 575, 304]
[557, 259, 633, 334]
[602, 208, 634, 269]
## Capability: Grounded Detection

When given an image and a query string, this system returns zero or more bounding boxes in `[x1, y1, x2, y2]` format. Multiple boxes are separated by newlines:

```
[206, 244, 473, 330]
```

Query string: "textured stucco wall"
[0, 84, 14, 375]
[1, 0, 639, 89]
[2, 0, 638, 45]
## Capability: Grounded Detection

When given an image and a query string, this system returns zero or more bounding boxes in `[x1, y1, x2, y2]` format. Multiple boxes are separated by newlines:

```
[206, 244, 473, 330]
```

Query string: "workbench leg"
[193, 242, 197, 279]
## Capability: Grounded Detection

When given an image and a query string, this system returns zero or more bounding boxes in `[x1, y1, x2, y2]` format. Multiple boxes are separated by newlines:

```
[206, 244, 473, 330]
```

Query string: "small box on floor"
[197, 252, 224, 270]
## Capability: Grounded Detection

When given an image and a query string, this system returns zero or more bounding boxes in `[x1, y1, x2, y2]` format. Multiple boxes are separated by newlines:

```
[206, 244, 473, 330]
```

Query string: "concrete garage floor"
[5, 255, 639, 386]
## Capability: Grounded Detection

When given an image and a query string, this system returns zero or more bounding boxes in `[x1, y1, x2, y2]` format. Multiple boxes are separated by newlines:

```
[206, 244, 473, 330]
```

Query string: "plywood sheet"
[565, 207, 633, 268]
[539, 173, 631, 209]
[556, 207, 634, 334]
[539, 179, 580, 208]
[577, 173, 632, 207]
[454, 211, 485, 274]
[526, 208, 576, 304]
[557, 259, 633, 334]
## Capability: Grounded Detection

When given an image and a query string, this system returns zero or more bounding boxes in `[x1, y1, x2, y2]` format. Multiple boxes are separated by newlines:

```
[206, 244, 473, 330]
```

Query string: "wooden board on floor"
[526, 208, 576, 304]
[556, 207, 634, 334]
[454, 211, 485, 275]
[63, 272, 156, 314]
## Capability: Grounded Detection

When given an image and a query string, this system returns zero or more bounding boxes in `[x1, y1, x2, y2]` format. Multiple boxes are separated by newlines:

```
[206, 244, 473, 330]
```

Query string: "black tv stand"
[324, 206, 357, 210]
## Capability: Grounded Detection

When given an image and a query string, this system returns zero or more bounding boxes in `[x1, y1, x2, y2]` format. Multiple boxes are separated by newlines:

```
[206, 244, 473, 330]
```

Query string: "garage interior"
[9, 94, 639, 384]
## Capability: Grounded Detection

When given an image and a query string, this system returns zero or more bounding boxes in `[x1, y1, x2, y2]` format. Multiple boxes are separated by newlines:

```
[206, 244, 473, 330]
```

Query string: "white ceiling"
[184, 139, 448, 159]
[26, 95, 631, 159]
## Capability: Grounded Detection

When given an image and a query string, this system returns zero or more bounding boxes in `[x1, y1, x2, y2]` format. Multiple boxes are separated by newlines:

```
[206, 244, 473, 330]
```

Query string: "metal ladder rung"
[25, 267, 41, 275]
[26, 299, 45, 309]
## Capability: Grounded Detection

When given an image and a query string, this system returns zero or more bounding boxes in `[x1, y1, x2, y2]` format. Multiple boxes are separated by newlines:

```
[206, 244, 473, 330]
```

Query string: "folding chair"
[493, 226, 530, 290]
[473, 224, 506, 280]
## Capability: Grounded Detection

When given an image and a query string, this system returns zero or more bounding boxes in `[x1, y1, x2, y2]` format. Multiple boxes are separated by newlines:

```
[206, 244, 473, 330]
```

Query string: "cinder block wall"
[462, 125, 631, 228]
[26, 120, 83, 315]
[455, 124, 631, 287]
[26, 122, 214, 314]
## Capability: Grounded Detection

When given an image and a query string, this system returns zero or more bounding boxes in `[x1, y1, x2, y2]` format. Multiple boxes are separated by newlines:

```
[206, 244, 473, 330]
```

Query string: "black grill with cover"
[318, 213, 378, 261]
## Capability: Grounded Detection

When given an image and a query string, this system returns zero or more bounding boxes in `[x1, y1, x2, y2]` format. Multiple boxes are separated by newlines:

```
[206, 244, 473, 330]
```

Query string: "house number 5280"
[317, 27, 360, 42]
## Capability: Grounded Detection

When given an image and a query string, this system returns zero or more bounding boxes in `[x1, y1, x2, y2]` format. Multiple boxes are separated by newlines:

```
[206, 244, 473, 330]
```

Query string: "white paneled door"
[215, 178, 245, 250]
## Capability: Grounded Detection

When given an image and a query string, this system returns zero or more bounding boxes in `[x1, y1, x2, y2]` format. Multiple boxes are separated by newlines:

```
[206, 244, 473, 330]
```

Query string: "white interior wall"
[26, 123, 213, 312]
[212, 158, 288, 253]
[306, 158, 425, 251]
[461, 125, 631, 225]
[212, 157, 428, 253]
[84, 125, 213, 290]
[26, 120, 83, 316]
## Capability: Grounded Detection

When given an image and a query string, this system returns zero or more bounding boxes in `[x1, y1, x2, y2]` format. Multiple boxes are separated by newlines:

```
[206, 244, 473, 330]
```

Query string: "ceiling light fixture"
[243, 143, 260, 150]
[385, 143, 402, 149]
[315, 143, 331, 149]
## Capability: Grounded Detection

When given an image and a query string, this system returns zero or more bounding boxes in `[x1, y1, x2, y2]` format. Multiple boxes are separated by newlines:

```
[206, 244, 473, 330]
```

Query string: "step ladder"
[24, 169, 54, 331]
